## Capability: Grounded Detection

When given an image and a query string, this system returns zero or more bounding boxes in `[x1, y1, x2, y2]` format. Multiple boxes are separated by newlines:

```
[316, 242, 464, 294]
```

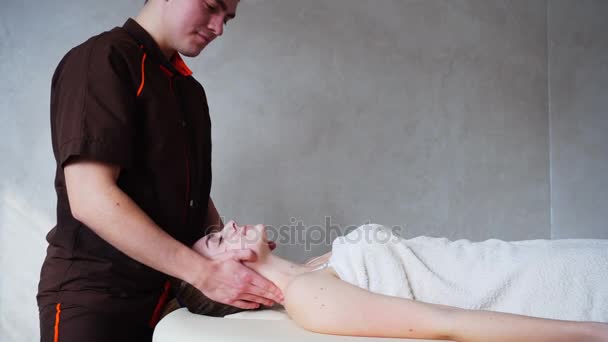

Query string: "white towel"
[329, 224, 608, 322]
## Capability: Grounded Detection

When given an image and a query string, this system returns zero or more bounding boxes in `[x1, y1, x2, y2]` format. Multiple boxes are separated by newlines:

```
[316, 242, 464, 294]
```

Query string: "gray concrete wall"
[548, 0, 608, 239]
[0, 0, 605, 341]
[206, 0, 550, 250]
[0, 2, 140, 341]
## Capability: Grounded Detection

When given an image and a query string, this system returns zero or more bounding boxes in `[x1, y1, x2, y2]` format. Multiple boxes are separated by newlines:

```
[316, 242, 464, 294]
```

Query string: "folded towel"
[330, 224, 608, 322]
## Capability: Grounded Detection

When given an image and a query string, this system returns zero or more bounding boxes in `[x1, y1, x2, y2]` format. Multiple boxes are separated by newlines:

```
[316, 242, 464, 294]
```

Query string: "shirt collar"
[122, 18, 193, 77]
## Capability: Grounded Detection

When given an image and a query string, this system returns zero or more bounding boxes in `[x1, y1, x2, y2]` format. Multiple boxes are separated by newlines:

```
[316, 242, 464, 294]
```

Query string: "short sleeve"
[50, 39, 139, 169]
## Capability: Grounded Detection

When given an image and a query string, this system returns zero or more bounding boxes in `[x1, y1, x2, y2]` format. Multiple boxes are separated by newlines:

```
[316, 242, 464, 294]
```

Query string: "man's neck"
[134, 7, 175, 59]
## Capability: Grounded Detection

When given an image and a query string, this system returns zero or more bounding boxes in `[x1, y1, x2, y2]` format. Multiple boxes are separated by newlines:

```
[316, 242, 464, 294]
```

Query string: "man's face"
[163, 0, 238, 57]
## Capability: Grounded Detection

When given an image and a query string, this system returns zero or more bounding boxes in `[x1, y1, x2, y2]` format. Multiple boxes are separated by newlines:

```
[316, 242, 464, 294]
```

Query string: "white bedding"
[330, 224, 608, 322]
[154, 224, 608, 341]
[153, 308, 453, 342]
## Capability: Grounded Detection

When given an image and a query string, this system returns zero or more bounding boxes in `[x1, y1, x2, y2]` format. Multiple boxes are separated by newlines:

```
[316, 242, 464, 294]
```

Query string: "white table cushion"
[153, 308, 453, 342]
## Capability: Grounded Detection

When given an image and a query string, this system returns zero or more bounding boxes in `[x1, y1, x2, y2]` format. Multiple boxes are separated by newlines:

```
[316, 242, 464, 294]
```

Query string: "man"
[37, 0, 283, 341]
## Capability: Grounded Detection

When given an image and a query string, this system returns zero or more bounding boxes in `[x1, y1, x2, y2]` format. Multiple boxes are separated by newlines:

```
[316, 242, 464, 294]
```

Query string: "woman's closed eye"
[209, 233, 223, 247]
[205, 233, 223, 249]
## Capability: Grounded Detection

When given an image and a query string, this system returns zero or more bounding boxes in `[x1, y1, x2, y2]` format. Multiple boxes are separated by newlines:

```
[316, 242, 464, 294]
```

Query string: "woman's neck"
[244, 255, 317, 293]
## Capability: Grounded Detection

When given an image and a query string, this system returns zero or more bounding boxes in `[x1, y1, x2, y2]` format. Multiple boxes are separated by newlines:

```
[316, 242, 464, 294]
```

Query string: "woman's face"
[196, 221, 272, 260]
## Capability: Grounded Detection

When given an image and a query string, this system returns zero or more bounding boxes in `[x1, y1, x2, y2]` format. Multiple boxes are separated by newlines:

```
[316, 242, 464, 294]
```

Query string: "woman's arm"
[284, 269, 603, 341]
[450, 307, 605, 342]
[284, 269, 454, 340]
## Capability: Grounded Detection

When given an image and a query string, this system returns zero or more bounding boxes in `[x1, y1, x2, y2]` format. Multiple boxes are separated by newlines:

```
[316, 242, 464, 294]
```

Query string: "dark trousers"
[39, 303, 154, 342]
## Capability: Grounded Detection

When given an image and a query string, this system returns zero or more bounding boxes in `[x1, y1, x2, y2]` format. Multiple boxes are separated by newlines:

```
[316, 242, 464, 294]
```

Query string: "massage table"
[153, 307, 454, 342]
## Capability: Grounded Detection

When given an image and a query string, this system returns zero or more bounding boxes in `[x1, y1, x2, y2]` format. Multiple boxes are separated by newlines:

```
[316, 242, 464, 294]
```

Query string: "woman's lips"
[268, 241, 277, 250]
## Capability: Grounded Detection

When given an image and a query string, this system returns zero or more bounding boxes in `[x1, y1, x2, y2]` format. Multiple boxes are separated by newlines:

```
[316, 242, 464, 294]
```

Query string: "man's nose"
[208, 16, 224, 37]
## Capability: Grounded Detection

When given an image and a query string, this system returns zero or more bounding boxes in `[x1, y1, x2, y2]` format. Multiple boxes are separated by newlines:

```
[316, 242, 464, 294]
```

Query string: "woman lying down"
[173, 221, 608, 342]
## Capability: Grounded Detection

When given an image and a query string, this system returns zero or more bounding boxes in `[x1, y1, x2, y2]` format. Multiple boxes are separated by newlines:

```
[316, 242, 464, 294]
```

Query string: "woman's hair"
[161, 277, 249, 318]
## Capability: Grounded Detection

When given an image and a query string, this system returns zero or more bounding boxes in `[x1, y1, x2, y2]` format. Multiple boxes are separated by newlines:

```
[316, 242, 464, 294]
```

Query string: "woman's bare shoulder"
[303, 251, 333, 267]
[283, 266, 350, 332]
[284, 266, 340, 307]
[312, 265, 338, 278]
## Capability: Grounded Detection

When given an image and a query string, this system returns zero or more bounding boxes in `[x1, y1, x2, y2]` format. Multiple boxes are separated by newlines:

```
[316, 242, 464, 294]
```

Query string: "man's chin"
[178, 43, 208, 58]
[179, 49, 203, 58]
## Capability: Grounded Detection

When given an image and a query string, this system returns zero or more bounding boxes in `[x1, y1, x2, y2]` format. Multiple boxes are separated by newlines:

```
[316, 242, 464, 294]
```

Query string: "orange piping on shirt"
[171, 53, 193, 76]
[137, 52, 147, 97]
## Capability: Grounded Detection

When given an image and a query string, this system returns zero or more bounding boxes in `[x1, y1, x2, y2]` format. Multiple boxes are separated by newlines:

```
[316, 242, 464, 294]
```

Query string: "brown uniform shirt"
[37, 18, 213, 323]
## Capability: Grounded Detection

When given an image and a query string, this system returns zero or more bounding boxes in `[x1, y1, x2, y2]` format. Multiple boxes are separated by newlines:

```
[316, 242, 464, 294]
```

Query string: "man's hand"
[189, 220, 282, 308]
[191, 248, 284, 309]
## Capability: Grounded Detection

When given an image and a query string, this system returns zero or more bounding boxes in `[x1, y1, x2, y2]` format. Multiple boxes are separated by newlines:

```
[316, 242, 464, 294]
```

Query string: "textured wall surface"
[548, 0, 608, 239]
[0, 0, 604, 341]
[205, 0, 550, 247]
[0, 2, 142, 341]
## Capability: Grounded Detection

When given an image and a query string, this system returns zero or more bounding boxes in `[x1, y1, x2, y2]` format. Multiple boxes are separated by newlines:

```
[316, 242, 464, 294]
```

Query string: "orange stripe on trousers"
[54, 303, 61, 342]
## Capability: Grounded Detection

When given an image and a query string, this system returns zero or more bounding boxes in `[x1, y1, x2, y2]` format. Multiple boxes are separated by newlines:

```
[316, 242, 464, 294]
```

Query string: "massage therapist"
[36, 1, 283, 341]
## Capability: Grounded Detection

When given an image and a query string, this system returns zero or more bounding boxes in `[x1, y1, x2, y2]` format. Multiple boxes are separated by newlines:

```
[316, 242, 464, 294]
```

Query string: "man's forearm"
[72, 182, 208, 286]
[449, 308, 592, 342]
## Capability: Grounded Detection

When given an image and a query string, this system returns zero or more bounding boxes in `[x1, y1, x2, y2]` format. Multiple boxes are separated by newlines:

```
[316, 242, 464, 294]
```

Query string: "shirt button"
[180, 120, 186, 127]
[189, 199, 195, 208]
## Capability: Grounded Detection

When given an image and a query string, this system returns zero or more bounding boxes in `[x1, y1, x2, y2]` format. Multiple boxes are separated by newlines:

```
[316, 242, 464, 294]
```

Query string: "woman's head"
[196, 221, 273, 261]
